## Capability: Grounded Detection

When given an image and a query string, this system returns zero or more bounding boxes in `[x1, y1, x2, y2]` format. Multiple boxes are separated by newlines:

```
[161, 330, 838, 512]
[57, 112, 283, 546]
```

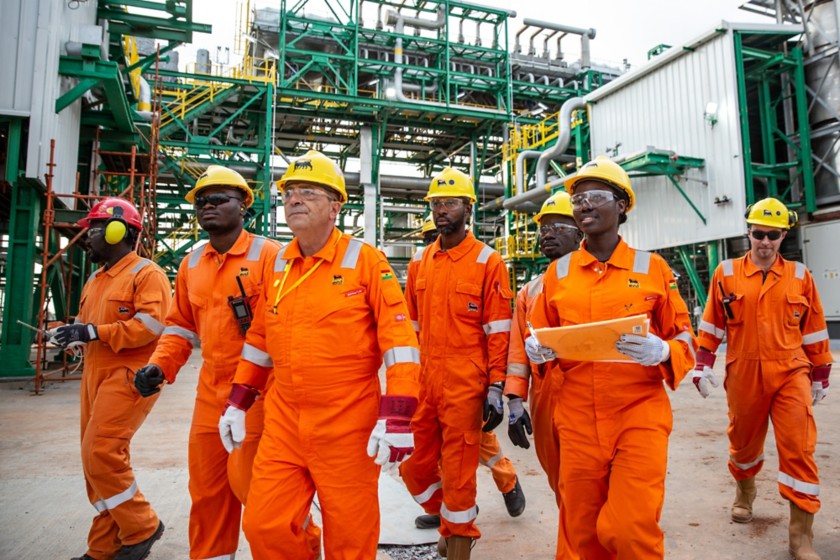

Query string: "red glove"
[366, 395, 418, 470]
[219, 384, 259, 453]
[811, 364, 831, 405]
[692, 349, 719, 398]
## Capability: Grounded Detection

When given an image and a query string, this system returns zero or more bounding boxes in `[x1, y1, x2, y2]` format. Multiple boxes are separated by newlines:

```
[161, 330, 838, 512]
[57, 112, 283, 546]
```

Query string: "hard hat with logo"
[533, 191, 575, 224]
[421, 217, 437, 234]
[564, 155, 635, 212]
[186, 165, 255, 207]
[425, 167, 477, 204]
[276, 150, 348, 203]
[79, 198, 143, 245]
[745, 197, 797, 230]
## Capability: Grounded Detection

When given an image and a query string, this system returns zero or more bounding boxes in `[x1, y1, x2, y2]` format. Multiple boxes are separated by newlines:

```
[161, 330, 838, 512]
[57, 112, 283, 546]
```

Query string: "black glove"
[134, 364, 166, 397]
[53, 323, 98, 349]
[507, 397, 533, 449]
[482, 383, 504, 432]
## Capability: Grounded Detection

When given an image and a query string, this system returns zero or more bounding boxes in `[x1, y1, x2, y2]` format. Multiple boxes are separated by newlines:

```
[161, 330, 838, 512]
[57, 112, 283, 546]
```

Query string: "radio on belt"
[228, 276, 253, 335]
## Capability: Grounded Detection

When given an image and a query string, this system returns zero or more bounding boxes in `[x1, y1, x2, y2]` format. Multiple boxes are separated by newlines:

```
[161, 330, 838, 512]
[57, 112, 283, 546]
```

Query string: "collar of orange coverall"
[202, 228, 250, 259]
[282, 227, 342, 263]
[576, 236, 632, 270]
[99, 251, 140, 278]
[429, 229, 477, 262]
[741, 251, 785, 278]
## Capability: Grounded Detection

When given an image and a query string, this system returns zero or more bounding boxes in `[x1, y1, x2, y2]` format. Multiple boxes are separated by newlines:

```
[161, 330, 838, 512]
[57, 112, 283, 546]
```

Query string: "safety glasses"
[570, 189, 617, 209]
[749, 229, 783, 241]
[282, 187, 333, 202]
[195, 193, 241, 208]
[429, 198, 465, 211]
[539, 223, 580, 236]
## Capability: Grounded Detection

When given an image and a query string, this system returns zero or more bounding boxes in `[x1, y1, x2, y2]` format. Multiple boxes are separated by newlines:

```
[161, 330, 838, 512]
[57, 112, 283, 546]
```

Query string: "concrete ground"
[1, 347, 838, 559]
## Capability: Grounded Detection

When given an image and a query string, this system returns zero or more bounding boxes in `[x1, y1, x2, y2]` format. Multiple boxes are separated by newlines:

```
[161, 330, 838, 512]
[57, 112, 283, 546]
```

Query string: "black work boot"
[415, 514, 442, 529]
[503, 476, 526, 517]
[114, 520, 165, 560]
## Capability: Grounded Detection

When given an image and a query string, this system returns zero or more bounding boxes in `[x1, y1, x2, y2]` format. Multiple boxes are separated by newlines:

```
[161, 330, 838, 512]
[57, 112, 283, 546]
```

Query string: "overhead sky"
[181, 0, 771, 71]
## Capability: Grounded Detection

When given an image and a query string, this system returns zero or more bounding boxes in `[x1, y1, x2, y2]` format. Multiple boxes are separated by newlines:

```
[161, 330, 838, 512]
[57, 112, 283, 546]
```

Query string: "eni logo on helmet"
[763, 209, 773, 216]
[294, 160, 313, 171]
[545, 200, 556, 207]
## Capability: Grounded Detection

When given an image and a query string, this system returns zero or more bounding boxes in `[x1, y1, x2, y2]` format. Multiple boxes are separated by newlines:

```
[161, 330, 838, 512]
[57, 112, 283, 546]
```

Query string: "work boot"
[437, 535, 473, 559]
[415, 514, 442, 529]
[789, 502, 820, 560]
[70, 555, 96, 560]
[113, 520, 164, 560]
[731, 477, 756, 523]
[503, 476, 526, 517]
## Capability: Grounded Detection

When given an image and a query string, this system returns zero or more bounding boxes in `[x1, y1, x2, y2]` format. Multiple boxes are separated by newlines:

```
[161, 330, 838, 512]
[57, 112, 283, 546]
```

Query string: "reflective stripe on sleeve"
[441, 503, 478, 524]
[135, 312, 164, 335]
[795, 261, 806, 280]
[730, 453, 764, 471]
[527, 275, 543, 298]
[92, 480, 138, 512]
[483, 319, 511, 335]
[507, 363, 529, 377]
[274, 245, 290, 272]
[242, 343, 272, 368]
[699, 320, 724, 340]
[722, 259, 734, 277]
[803, 329, 829, 345]
[778, 471, 819, 496]
[672, 331, 695, 361]
[413, 481, 442, 505]
[188, 245, 207, 269]
[341, 238, 364, 269]
[131, 259, 152, 273]
[247, 236, 266, 261]
[476, 245, 494, 264]
[412, 320, 420, 333]
[632, 250, 651, 274]
[162, 325, 200, 347]
[383, 346, 420, 367]
[555, 254, 572, 280]
[412, 246, 425, 262]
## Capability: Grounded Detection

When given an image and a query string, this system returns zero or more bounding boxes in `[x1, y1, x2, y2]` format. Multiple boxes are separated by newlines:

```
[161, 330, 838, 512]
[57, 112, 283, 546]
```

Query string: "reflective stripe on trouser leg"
[725, 360, 772, 481]
[399, 395, 445, 515]
[479, 431, 517, 494]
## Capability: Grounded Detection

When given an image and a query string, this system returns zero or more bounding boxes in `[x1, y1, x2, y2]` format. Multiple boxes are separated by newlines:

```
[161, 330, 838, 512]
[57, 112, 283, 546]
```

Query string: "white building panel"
[585, 22, 796, 251]
[802, 221, 840, 320]
[1, 0, 98, 196]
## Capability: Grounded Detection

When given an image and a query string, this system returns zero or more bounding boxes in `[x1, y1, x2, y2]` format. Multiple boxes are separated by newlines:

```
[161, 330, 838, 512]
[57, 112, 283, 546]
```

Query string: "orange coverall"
[407, 248, 517, 496]
[698, 254, 832, 514]
[506, 275, 577, 560]
[76, 252, 171, 559]
[530, 239, 696, 560]
[233, 228, 421, 560]
[400, 231, 513, 540]
[148, 230, 316, 559]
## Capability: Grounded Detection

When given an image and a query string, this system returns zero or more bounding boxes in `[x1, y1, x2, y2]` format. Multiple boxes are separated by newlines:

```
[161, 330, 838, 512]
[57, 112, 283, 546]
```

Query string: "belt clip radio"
[228, 276, 253, 335]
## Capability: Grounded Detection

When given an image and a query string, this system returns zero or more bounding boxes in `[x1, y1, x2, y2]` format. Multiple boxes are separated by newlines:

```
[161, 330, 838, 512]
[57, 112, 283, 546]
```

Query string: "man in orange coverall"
[59, 198, 170, 560]
[217, 150, 421, 560]
[526, 157, 697, 560]
[399, 167, 513, 559]
[410, 217, 525, 532]
[693, 197, 833, 560]
[133, 166, 320, 559]
[504, 191, 582, 560]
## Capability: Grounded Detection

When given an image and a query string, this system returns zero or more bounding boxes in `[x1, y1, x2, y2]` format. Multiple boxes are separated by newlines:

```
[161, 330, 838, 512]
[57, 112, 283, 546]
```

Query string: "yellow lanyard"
[272, 259, 324, 313]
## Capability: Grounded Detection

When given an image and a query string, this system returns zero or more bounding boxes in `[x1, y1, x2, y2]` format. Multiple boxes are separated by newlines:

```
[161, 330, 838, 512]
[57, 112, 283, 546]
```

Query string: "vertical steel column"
[791, 46, 817, 212]
[360, 125, 377, 246]
[733, 32, 756, 205]
[0, 118, 38, 376]
[676, 245, 707, 309]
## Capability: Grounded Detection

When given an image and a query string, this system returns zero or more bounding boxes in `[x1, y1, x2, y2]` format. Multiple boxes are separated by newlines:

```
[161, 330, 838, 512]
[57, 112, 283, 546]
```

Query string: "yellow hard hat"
[186, 165, 255, 207]
[534, 191, 574, 224]
[276, 150, 348, 203]
[420, 217, 437, 234]
[745, 197, 797, 230]
[564, 156, 635, 212]
[425, 167, 477, 204]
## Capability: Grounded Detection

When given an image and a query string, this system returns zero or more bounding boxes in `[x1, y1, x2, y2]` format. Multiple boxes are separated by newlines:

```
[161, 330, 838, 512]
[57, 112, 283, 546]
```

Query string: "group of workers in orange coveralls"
[54, 147, 832, 560]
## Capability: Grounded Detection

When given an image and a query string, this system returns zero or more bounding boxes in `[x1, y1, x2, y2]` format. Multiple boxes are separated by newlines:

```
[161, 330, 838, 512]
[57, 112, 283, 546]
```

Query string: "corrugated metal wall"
[0, 0, 98, 195]
[587, 29, 748, 251]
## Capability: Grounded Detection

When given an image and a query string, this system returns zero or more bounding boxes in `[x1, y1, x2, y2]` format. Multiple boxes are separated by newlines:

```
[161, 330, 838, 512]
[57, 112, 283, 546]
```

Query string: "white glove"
[366, 418, 414, 471]
[615, 333, 670, 366]
[692, 349, 719, 398]
[811, 364, 831, 405]
[525, 336, 556, 364]
[219, 406, 247, 453]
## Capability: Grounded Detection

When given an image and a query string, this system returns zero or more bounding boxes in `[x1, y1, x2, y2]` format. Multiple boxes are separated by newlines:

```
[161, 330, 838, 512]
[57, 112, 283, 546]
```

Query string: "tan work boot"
[789, 502, 820, 560]
[731, 477, 757, 523]
[437, 535, 473, 559]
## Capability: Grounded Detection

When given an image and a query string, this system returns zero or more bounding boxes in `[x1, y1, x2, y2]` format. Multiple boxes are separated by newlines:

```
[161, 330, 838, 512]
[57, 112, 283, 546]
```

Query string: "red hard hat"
[79, 198, 142, 230]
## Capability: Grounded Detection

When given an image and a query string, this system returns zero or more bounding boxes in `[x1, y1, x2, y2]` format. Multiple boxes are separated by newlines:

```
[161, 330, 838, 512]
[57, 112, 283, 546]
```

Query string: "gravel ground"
[379, 544, 439, 560]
